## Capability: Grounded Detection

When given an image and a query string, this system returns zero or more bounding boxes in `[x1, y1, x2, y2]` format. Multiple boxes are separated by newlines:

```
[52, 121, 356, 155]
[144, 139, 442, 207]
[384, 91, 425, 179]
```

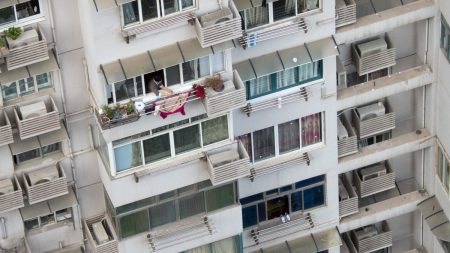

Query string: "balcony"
[346, 221, 393, 253]
[84, 213, 119, 253]
[335, 0, 357, 28]
[352, 99, 395, 140]
[338, 114, 358, 158]
[14, 96, 60, 140]
[249, 152, 310, 181]
[193, 2, 243, 47]
[4, 25, 49, 71]
[353, 161, 396, 198]
[352, 34, 396, 76]
[250, 213, 314, 245]
[96, 101, 140, 130]
[0, 176, 24, 213]
[205, 141, 251, 185]
[339, 174, 359, 218]
[0, 110, 13, 147]
[23, 163, 68, 205]
[146, 215, 214, 252]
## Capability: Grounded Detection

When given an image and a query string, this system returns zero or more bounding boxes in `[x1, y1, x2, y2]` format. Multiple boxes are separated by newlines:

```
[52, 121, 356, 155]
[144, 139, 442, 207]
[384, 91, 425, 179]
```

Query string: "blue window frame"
[245, 60, 323, 100]
[242, 206, 258, 228]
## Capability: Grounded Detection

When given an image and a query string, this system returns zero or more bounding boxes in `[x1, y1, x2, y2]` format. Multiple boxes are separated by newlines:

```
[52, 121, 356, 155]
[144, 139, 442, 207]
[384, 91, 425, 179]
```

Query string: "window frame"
[0, 0, 43, 29]
[441, 14, 450, 63]
[13, 141, 62, 165]
[436, 141, 450, 195]
[1, 72, 53, 101]
[23, 207, 73, 232]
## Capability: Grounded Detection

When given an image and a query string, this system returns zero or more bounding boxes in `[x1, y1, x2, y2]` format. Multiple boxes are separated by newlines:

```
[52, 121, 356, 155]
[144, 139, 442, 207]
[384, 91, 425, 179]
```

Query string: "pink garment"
[159, 105, 186, 119]
[153, 92, 190, 119]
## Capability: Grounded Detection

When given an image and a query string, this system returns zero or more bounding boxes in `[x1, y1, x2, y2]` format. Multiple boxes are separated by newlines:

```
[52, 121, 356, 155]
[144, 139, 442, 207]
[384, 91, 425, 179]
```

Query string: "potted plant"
[4, 26, 22, 40]
[0, 37, 8, 56]
[203, 74, 224, 92]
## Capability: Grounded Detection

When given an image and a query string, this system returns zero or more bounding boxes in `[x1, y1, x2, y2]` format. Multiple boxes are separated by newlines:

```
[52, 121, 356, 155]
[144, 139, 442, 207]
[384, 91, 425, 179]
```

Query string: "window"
[441, 15, 450, 62]
[0, 1, 40, 27]
[23, 208, 73, 231]
[238, 112, 324, 163]
[112, 115, 229, 173]
[13, 142, 63, 165]
[436, 143, 450, 195]
[246, 61, 322, 99]
[240, 175, 325, 228]
[121, 0, 195, 27]
[1, 72, 53, 101]
[240, 0, 319, 30]
[182, 236, 241, 253]
[106, 53, 224, 104]
[113, 181, 237, 238]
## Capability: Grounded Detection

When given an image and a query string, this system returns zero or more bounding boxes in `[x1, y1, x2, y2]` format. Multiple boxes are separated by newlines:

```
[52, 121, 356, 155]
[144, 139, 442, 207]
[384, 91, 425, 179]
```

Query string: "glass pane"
[438, 148, 443, 180]
[116, 196, 156, 214]
[291, 191, 303, 212]
[56, 208, 72, 222]
[211, 53, 224, 73]
[273, 0, 296, 22]
[245, 6, 269, 29]
[16, 1, 40, 20]
[114, 142, 143, 172]
[123, 1, 139, 26]
[36, 73, 52, 90]
[114, 79, 136, 102]
[240, 193, 263, 205]
[40, 213, 55, 226]
[15, 148, 40, 164]
[258, 202, 266, 222]
[181, 0, 194, 9]
[163, 0, 180, 15]
[0, 7, 15, 25]
[166, 65, 181, 86]
[150, 201, 176, 228]
[295, 175, 325, 189]
[182, 60, 195, 83]
[253, 126, 275, 161]
[42, 143, 60, 155]
[119, 210, 149, 238]
[206, 183, 235, 212]
[278, 119, 300, 153]
[298, 0, 319, 13]
[1, 82, 18, 100]
[445, 159, 449, 192]
[19, 77, 35, 96]
[237, 133, 252, 162]
[24, 218, 39, 230]
[242, 205, 257, 228]
[248, 75, 272, 99]
[159, 190, 176, 200]
[301, 112, 322, 147]
[303, 185, 325, 210]
[143, 133, 171, 163]
[174, 125, 201, 154]
[266, 195, 289, 220]
[136, 76, 144, 96]
[277, 67, 297, 89]
[202, 116, 228, 146]
[179, 192, 205, 219]
[141, 0, 158, 21]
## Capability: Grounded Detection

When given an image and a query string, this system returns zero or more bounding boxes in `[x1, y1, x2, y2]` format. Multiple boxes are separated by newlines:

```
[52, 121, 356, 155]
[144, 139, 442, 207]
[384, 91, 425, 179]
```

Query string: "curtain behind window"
[253, 127, 275, 161]
[123, 1, 139, 26]
[248, 75, 271, 98]
[245, 6, 269, 29]
[273, 0, 296, 21]
[277, 67, 296, 89]
[278, 120, 300, 153]
[201, 116, 228, 146]
[301, 112, 322, 147]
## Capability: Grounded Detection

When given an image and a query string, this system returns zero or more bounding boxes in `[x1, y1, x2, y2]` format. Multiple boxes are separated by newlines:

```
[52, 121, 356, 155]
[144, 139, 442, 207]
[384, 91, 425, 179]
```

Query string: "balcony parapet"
[339, 174, 359, 218]
[0, 110, 13, 147]
[353, 161, 395, 198]
[0, 176, 24, 213]
[249, 152, 310, 181]
[338, 113, 358, 158]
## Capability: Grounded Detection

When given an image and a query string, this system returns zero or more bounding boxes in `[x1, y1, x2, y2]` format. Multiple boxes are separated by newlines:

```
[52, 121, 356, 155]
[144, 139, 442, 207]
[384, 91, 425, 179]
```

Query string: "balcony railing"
[352, 34, 396, 76]
[84, 213, 119, 253]
[339, 174, 358, 218]
[249, 152, 310, 181]
[146, 215, 214, 252]
[205, 141, 251, 185]
[0, 176, 24, 213]
[96, 103, 140, 130]
[338, 114, 358, 158]
[352, 99, 395, 139]
[349, 221, 393, 253]
[5, 25, 49, 71]
[250, 212, 314, 245]
[335, 0, 357, 28]
[353, 161, 396, 198]
[14, 96, 60, 140]
[193, 2, 242, 47]
[23, 163, 68, 205]
[0, 110, 13, 147]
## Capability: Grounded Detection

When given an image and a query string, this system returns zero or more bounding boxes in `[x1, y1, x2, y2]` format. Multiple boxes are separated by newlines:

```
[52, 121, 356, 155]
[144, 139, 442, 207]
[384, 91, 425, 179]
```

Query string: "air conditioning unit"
[7, 28, 39, 49]
[356, 102, 385, 121]
[354, 225, 379, 241]
[200, 8, 233, 27]
[338, 118, 349, 140]
[359, 163, 387, 181]
[0, 178, 14, 195]
[338, 178, 350, 201]
[357, 38, 387, 58]
[92, 220, 110, 245]
[27, 166, 59, 186]
[20, 101, 47, 120]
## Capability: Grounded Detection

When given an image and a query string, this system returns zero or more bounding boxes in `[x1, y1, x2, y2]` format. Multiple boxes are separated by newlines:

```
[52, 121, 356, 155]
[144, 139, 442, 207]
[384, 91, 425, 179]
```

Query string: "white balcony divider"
[146, 215, 214, 252]
[335, 0, 356, 28]
[339, 174, 358, 218]
[6, 25, 49, 70]
[338, 114, 358, 158]
[23, 163, 68, 205]
[0, 110, 13, 147]
[193, 1, 242, 47]
[205, 141, 251, 185]
[0, 176, 24, 213]
[203, 70, 247, 116]
[352, 99, 396, 139]
[249, 152, 310, 181]
[350, 221, 393, 253]
[250, 212, 314, 245]
[352, 34, 396, 76]
[353, 161, 396, 198]
[14, 96, 60, 140]
[243, 86, 312, 116]
[84, 213, 119, 253]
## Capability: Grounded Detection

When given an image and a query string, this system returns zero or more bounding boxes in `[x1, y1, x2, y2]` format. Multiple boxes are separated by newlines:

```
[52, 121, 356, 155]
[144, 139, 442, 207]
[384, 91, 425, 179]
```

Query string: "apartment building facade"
[0, 0, 448, 252]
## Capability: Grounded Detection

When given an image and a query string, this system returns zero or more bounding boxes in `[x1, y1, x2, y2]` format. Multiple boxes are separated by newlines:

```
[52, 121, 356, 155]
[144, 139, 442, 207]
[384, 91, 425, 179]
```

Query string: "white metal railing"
[249, 152, 310, 181]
